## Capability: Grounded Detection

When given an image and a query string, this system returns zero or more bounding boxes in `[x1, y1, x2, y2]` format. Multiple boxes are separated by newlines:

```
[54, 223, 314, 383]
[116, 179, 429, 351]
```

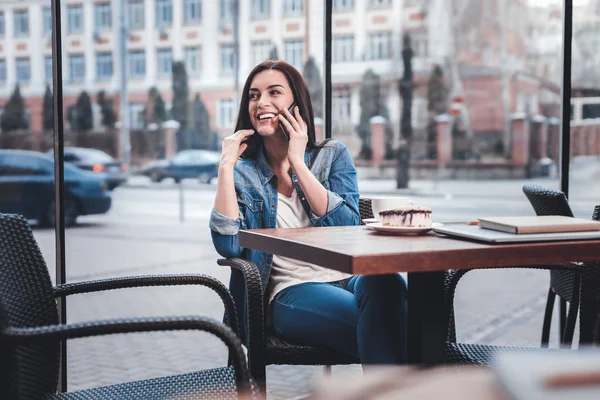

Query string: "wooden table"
[239, 225, 600, 364]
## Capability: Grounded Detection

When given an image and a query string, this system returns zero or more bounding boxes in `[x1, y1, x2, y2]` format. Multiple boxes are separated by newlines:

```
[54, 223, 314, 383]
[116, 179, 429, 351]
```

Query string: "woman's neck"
[263, 136, 291, 172]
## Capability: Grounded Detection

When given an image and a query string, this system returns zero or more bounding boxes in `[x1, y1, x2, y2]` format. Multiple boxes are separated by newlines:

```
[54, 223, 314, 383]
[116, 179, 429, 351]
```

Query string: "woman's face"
[248, 69, 295, 137]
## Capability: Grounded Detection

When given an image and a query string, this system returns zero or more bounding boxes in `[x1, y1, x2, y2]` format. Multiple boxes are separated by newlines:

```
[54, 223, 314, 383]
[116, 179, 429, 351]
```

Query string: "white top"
[267, 189, 353, 304]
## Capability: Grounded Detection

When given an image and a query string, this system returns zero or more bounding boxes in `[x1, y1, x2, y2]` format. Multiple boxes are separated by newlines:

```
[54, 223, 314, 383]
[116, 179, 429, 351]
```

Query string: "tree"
[396, 33, 414, 189]
[171, 61, 189, 131]
[0, 85, 28, 132]
[42, 85, 54, 132]
[356, 69, 381, 159]
[143, 87, 167, 126]
[269, 45, 279, 60]
[302, 56, 323, 118]
[426, 64, 448, 159]
[97, 90, 116, 130]
[190, 93, 211, 149]
[68, 91, 93, 132]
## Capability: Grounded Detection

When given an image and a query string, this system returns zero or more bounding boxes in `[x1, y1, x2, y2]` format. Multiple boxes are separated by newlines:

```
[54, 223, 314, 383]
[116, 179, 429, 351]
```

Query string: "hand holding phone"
[278, 102, 297, 141]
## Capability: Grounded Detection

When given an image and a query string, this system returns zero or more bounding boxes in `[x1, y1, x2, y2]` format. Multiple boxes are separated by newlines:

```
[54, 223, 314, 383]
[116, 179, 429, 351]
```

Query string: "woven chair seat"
[264, 332, 359, 366]
[446, 342, 571, 366]
[45, 368, 245, 400]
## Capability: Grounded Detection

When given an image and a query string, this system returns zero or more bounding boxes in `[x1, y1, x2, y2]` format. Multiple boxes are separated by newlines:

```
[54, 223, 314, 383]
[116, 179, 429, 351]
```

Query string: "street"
[31, 173, 596, 399]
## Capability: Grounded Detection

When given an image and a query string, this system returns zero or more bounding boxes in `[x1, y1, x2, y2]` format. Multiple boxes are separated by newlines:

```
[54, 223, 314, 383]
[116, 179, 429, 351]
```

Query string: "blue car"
[0, 150, 112, 227]
[140, 149, 221, 184]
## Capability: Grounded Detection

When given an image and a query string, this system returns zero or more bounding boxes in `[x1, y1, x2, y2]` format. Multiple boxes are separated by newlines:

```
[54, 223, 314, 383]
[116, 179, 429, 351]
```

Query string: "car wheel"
[174, 177, 182, 184]
[150, 170, 163, 183]
[198, 172, 211, 184]
[42, 196, 79, 227]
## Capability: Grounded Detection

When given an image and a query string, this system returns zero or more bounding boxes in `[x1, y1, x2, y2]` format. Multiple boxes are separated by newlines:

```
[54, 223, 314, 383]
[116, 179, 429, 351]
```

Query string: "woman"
[210, 60, 407, 364]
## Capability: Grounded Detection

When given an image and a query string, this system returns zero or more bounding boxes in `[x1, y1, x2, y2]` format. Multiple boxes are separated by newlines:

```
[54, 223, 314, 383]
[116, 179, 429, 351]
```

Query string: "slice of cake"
[379, 206, 432, 227]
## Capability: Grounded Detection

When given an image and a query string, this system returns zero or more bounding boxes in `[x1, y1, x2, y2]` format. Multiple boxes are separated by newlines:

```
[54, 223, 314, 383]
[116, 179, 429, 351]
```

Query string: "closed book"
[478, 216, 600, 234]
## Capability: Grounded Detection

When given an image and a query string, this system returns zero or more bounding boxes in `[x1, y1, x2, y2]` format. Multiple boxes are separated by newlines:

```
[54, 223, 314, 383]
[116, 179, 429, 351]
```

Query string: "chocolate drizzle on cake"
[379, 207, 432, 226]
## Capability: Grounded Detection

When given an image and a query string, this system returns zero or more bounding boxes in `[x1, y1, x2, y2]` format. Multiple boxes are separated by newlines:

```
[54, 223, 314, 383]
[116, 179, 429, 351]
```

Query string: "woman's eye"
[269, 90, 280, 95]
[249, 93, 258, 99]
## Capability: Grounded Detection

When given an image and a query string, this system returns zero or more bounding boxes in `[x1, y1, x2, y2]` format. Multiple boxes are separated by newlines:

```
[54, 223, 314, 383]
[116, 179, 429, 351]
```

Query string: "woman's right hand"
[219, 129, 255, 169]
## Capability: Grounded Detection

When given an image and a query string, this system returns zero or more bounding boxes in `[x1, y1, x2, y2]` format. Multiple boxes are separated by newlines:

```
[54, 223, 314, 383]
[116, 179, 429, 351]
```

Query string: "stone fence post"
[314, 117, 324, 143]
[435, 114, 452, 166]
[370, 116, 387, 167]
[163, 120, 181, 159]
[511, 112, 530, 167]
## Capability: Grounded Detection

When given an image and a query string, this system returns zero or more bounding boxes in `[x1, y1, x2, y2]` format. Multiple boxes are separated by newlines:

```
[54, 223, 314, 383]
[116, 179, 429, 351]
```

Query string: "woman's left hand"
[279, 106, 308, 167]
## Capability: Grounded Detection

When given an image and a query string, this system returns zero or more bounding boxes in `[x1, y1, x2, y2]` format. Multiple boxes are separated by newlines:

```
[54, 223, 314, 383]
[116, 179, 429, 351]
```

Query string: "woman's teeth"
[258, 113, 275, 120]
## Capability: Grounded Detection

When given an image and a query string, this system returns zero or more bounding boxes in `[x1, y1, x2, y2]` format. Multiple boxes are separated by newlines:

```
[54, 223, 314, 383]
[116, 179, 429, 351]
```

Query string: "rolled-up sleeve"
[209, 208, 247, 258]
[310, 145, 361, 227]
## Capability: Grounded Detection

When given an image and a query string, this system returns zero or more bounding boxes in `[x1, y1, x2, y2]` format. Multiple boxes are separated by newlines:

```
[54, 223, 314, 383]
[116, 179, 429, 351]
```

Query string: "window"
[128, 50, 146, 78]
[220, 0, 233, 20]
[218, 99, 235, 128]
[283, 0, 303, 15]
[129, 103, 145, 129]
[0, 59, 6, 85]
[333, 0, 354, 11]
[16, 58, 30, 84]
[368, 0, 392, 7]
[411, 97, 428, 129]
[251, 41, 271, 66]
[284, 39, 303, 70]
[43, 8, 52, 35]
[332, 87, 351, 123]
[333, 36, 354, 63]
[45, 56, 53, 85]
[366, 32, 391, 60]
[128, 0, 145, 29]
[412, 33, 428, 57]
[220, 44, 234, 74]
[184, 0, 202, 24]
[96, 52, 113, 80]
[14, 10, 29, 37]
[0, 12, 6, 36]
[94, 3, 112, 31]
[67, 5, 83, 33]
[69, 54, 85, 83]
[251, 0, 270, 18]
[184, 47, 201, 75]
[157, 49, 173, 77]
[156, 0, 173, 27]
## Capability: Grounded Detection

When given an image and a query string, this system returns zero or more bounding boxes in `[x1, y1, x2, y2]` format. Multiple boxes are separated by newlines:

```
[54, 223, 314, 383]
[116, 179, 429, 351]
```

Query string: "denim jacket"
[209, 139, 360, 342]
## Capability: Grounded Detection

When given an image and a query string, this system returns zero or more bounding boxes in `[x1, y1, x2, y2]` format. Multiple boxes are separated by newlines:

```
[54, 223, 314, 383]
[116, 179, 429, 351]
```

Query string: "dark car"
[140, 150, 220, 183]
[47, 147, 128, 190]
[0, 150, 112, 226]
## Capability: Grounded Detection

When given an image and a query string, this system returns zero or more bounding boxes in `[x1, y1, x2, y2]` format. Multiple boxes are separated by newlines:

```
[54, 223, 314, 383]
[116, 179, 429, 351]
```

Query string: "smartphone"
[278, 102, 297, 140]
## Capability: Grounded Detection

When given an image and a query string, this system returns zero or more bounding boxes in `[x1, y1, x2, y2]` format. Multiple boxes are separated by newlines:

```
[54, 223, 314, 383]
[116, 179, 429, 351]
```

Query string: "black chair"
[0, 213, 256, 400]
[444, 189, 600, 365]
[217, 199, 377, 390]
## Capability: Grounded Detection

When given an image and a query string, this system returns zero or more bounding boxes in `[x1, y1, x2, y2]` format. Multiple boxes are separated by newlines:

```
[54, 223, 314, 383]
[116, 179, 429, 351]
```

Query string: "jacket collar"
[254, 145, 312, 186]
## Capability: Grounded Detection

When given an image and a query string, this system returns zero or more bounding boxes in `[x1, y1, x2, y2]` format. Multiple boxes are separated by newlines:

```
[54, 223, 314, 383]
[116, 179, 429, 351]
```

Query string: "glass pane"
[569, 0, 600, 218]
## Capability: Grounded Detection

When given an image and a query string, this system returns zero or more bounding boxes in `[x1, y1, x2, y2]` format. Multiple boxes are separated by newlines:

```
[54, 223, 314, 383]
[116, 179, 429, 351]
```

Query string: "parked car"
[140, 150, 221, 183]
[0, 150, 112, 226]
[47, 147, 128, 190]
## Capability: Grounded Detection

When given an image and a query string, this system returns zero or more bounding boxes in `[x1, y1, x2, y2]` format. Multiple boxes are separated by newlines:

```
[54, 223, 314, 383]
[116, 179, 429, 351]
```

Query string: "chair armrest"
[53, 274, 239, 338]
[217, 258, 265, 383]
[2, 316, 251, 394]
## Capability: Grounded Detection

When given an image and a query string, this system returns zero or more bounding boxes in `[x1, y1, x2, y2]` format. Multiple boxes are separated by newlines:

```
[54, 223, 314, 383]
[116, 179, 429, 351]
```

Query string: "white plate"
[366, 222, 442, 235]
[362, 218, 379, 224]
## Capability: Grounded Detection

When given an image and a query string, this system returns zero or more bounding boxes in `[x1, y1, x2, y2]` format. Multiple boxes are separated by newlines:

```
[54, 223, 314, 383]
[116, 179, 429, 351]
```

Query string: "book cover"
[478, 216, 600, 234]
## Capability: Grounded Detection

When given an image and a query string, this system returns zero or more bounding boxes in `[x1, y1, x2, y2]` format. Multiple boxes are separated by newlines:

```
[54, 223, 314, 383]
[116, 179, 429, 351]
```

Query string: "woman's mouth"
[257, 113, 276, 124]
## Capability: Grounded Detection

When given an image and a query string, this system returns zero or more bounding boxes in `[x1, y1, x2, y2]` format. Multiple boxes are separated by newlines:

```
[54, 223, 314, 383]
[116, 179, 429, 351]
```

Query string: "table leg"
[407, 271, 447, 365]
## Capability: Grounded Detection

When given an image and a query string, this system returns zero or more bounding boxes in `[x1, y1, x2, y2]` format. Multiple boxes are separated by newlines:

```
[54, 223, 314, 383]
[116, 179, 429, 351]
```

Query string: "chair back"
[522, 184, 574, 217]
[358, 198, 374, 224]
[0, 214, 60, 399]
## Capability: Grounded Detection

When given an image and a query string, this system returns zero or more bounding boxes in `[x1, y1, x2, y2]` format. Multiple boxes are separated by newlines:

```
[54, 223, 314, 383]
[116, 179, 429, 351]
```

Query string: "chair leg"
[562, 299, 580, 348]
[559, 298, 567, 344]
[324, 365, 332, 376]
[541, 288, 555, 347]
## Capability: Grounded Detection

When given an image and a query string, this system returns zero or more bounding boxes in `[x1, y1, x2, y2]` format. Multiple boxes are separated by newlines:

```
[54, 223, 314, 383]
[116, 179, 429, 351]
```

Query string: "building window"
[94, 3, 112, 31]
[184, 0, 202, 24]
[368, 0, 392, 7]
[128, 50, 146, 78]
[284, 39, 303, 70]
[156, 0, 173, 27]
[16, 58, 30, 84]
[14, 10, 29, 37]
[0, 12, 4, 37]
[157, 48, 173, 77]
[283, 0, 303, 15]
[220, 44, 234, 74]
[412, 33, 428, 57]
[333, 36, 354, 63]
[96, 52, 113, 80]
[68, 54, 85, 83]
[366, 32, 391, 60]
[45, 56, 53, 85]
[333, 0, 354, 11]
[218, 99, 235, 128]
[127, 0, 145, 29]
[0, 59, 6, 85]
[220, 0, 233, 20]
[43, 8, 52, 35]
[251, 41, 271, 66]
[67, 5, 83, 34]
[332, 87, 351, 123]
[251, 0, 270, 18]
[184, 47, 201, 75]
[129, 103, 145, 129]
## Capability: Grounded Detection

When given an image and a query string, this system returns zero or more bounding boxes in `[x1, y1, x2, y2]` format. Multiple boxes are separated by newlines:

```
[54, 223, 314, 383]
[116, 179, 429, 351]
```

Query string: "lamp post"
[119, 0, 130, 171]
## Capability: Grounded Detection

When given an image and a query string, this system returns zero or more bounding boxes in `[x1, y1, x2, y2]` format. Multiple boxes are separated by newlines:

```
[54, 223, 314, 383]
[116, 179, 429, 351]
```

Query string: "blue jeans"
[271, 274, 408, 364]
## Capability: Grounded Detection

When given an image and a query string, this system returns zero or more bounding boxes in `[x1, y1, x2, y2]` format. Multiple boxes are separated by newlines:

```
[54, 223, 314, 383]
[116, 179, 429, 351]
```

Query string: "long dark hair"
[236, 60, 324, 159]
